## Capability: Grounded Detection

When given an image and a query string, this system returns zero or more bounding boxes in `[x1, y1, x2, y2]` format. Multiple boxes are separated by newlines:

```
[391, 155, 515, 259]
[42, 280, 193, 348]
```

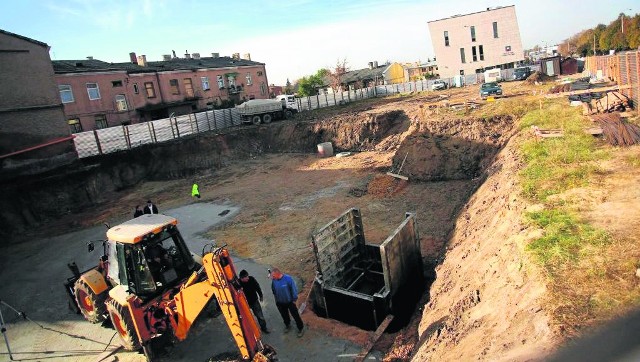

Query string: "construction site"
[1, 61, 640, 361]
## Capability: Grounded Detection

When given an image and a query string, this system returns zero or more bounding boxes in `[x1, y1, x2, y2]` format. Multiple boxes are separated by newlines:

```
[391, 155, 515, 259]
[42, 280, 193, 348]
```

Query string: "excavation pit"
[311, 208, 423, 331]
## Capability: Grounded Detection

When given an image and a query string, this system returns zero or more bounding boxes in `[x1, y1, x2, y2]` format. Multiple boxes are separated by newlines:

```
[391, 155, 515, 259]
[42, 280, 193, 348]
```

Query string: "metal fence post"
[205, 111, 211, 131]
[212, 110, 218, 130]
[333, 92, 337, 105]
[123, 125, 131, 149]
[93, 130, 103, 155]
[325, 93, 329, 107]
[150, 122, 157, 143]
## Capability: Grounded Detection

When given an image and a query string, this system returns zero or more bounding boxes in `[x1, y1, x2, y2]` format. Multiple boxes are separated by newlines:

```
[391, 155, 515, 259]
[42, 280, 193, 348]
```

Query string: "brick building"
[54, 52, 269, 132]
[428, 6, 524, 78]
[0, 29, 75, 170]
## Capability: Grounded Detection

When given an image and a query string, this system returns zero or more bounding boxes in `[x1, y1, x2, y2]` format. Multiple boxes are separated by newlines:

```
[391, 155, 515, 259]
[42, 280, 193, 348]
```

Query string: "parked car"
[513, 67, 531, 81]
[431, 79, 447, 91]
[479, 82, 503, 99]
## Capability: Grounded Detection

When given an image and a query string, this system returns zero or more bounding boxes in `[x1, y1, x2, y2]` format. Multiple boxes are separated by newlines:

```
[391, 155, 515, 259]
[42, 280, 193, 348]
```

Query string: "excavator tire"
[73, 279, 107, 324]
[106, 298, 141, 351]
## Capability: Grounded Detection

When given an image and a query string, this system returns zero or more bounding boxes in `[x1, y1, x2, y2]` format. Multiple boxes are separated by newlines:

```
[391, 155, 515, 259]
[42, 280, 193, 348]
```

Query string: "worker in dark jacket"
[144, 200, 159, 214]
[239, 269, 269, 334]
[270, 267, 304, 337]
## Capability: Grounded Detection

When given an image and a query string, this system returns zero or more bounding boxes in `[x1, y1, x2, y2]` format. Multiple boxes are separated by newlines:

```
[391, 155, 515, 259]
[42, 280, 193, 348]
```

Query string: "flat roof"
[107, 214, 178, 244]
[427, 5, 515, 23]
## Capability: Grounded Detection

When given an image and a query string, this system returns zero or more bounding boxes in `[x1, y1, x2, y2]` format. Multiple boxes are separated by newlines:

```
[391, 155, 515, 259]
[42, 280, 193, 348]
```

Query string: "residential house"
[326, 62, 405, 93]
[428, 6, 524, 78]
[0, 29, 75, 169]
[405, 60, 439, 80]
[53, 52, 269, 132]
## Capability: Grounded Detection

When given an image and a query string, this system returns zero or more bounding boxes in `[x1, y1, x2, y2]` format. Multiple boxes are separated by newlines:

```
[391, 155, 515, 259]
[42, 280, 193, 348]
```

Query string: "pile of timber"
[589, 91, 632, 113]
[589, 113, 640, 146]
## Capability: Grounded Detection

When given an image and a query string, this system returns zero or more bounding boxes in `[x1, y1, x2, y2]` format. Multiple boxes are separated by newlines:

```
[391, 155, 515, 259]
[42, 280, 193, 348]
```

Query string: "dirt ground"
[2, 79, 639, 361]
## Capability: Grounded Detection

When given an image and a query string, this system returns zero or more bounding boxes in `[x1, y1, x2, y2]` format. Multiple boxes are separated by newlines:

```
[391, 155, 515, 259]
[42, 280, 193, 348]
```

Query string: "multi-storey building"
[428, 6, 524, 78]
[0, 29, 75, 167]
[53, 53, 269, 132]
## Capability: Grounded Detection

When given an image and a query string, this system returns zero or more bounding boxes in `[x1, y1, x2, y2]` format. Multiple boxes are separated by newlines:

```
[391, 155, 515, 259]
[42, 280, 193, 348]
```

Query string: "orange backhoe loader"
[63, 214, 276, 361]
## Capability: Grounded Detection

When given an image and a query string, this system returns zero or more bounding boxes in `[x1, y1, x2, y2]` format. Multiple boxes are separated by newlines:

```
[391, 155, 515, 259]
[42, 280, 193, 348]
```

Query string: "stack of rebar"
[589, 113, 640, 146]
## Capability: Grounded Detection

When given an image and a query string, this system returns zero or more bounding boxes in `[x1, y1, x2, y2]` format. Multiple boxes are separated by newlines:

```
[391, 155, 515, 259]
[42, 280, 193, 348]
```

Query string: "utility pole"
[593, 33, 596, 56]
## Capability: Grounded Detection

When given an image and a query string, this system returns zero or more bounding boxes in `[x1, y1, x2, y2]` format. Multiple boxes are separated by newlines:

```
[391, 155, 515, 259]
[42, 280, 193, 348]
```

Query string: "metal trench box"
[311, 208, 422, 330]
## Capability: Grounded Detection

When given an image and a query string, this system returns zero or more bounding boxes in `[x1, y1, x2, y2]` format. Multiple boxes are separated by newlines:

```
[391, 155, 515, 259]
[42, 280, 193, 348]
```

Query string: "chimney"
[184, 50, 191, 59]
[192, 52, 200, 59]
[172, 50, 177, 58]
[232, 53, 240, 60]
[211, 52, 219, 58]
[374, 61, 378, 68]
[163, 54, 171, 61]
[129, 52, 137, 64]
[86, 56, 93, 60]
[368, 62, 374, 69]
[137, 55, 147, 67]
[243, 53, 251, 61]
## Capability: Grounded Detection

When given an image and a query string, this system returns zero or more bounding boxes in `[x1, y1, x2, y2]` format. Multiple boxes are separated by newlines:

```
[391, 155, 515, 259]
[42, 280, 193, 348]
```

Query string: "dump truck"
[236, 98, 298, 125]
[64, 214, 276, 361]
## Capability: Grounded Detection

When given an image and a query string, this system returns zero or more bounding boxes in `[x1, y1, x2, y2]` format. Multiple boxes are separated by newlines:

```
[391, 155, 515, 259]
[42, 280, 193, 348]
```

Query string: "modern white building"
[428, 6, 524, 78]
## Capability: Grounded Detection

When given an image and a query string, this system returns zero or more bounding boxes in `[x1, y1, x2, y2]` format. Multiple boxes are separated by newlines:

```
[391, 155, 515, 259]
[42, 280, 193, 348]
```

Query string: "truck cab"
[275, 94, 299, 111]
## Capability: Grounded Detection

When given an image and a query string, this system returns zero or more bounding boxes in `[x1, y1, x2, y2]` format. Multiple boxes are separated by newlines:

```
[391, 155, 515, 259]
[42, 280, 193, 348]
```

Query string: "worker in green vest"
[192, 182, 200, 199]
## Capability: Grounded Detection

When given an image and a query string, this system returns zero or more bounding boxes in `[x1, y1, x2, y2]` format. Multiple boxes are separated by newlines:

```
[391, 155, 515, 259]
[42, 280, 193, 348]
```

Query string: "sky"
[1, 0, 637, 85]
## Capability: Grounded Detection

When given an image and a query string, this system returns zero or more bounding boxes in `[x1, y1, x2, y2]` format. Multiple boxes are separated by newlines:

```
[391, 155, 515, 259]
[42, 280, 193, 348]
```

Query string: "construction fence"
[72, 66, 539, 158]
[585, 50, 639, 114]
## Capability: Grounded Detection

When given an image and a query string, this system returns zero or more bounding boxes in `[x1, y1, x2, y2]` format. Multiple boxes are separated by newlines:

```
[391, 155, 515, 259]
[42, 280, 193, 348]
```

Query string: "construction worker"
[192, 182, 200, 199]
[270, 267, 304, 337]
[239, 269, 270, 334]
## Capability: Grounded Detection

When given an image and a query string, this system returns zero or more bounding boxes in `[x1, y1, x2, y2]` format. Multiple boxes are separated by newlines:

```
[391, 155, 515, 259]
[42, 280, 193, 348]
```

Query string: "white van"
[483, 68, 503, 83]
[275, 94, 299, 111]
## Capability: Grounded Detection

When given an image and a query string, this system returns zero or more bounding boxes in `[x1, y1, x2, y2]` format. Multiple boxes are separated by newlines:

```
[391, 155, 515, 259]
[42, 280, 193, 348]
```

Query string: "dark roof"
[0, 29, 48, 47]
[342, 65, 387, 84]
[428, 5, 515, 23]
[53, 56, 265, 74]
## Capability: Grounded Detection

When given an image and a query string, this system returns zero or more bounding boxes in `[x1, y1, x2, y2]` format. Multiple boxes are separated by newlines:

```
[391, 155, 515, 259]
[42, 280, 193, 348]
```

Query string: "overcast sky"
[1, 0, 637, 84]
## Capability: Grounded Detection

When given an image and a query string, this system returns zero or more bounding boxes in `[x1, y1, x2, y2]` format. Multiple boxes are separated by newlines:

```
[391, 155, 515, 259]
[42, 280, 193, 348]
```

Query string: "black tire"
[106, 298, 141, 351]
[251, 115, 261, 125]
[284, 109, 293, 119]
[74, 279, 108, 324]
[263, 114, 272, 124]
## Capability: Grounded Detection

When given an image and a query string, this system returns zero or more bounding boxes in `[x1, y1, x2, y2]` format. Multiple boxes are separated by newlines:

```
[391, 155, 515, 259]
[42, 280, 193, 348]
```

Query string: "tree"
[284, 78, 293, 95]
[327, 58, 349, 93]
[297, 69, 327, 97]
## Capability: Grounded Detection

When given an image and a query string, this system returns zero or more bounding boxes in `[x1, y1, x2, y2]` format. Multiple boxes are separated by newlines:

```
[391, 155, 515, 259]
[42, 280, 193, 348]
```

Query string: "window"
[169, 79, 180, 95]
[217, 75, 224, 89]
[260, 82, 266, 96]
[95, 114, 108, 129]
[493, 22, 498, 38]
[444, 31, 450, 46]
[115, 94, 128, 111]
[133, 83, 139, 94]
[86, 83, 100, 100]
[246, 72, 252, 85]
[479, 45, 485, 61]
[505, 45, 512, 52]
[470, 26, 476, 42]
[227, 75, 236, 87]
[472, 46, 478, 62]
[201, 77, 210, 91]
[144, 82, 156, 98]
[184, 78, 194, 97]
[460, 48, 466, 64]
[59, 85, 74, 103]
[112, 80, 123, 87]
[68, 118, 82, 133]
[257, 71, 263, 76]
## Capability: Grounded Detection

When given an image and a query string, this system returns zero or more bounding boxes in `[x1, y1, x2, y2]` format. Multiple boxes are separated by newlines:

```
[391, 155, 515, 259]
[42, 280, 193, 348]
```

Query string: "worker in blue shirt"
[270, 267, 305, 337]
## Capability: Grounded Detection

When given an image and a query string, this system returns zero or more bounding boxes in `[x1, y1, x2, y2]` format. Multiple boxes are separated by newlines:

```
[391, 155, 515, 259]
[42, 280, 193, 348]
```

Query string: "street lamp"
[621, 9, 632, 33]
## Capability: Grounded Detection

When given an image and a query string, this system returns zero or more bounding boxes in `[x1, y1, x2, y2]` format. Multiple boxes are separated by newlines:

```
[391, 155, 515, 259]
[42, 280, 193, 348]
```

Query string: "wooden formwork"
[585, 51, 640, 115]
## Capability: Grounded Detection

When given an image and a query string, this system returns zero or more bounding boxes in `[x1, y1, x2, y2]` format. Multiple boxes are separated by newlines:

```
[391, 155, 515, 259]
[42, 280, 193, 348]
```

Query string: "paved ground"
[0, 203, 367, 361]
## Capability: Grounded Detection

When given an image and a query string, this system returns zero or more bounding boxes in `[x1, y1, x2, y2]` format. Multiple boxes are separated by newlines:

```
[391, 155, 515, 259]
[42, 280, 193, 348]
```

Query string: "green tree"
[297, 69, 328, 97]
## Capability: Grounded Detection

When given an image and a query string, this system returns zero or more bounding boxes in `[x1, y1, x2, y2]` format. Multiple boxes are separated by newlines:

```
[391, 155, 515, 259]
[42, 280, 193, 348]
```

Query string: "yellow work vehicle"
[64, 214, 275, 361]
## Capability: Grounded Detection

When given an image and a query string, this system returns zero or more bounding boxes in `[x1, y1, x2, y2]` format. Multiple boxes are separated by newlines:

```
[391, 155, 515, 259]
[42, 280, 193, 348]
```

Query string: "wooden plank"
[353, 314, 394, 362]
[544, 84, 632, 98]
[386, 172, 409, 181]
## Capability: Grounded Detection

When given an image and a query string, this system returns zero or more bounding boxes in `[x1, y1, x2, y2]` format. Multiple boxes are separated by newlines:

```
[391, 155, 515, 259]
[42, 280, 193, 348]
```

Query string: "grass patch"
[626, 154, 640, 167]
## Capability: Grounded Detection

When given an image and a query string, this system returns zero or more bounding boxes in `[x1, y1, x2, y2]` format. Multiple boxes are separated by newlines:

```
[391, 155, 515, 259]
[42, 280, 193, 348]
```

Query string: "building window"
[479, 45, 485, 61]
[227, 75, 236, 87]
[86, 83, 100, 100]
[260, 82, 267, 96]
[184, 78, 194, 97]
[505, 45, 512, 52]
[472, 46, 478, 62]
[59, 85, 74, 103]
[68, 118, 82, 133]
[201, 77, 210, 91]
[115, 94, 128, 111]
[144, 82, 156, 98]
[257, 71, 263, 76]
[460, 48, 466, 64]
[112, 80, 123, 87]
[470, 26, 476, 42]
[169, 79, 180, 95]
[246, 73, 252, 85]
[95, 115, 108, 129]
[133, 83, 139, 94]
[444, 31, 449, 46]
[217, 75, 224, 89]
[493, 22, 498, 38]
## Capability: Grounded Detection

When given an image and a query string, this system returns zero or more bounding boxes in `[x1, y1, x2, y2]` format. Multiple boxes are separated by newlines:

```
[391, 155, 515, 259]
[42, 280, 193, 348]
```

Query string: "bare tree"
[328, 58, 349, 93]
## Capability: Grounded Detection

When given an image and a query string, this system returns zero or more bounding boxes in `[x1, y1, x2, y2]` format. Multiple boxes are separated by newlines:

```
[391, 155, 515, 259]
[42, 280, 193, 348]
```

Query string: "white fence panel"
[127, 123, 154, 148]
[151, 119, 175, 142]
[73, 132, 100, 158]
[96, 127, 128, 154]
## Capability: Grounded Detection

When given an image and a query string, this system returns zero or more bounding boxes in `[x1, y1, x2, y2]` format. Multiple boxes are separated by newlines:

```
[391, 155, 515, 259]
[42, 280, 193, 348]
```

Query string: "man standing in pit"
[239, 269, 269, 334]
[270, 267, 304, 337]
